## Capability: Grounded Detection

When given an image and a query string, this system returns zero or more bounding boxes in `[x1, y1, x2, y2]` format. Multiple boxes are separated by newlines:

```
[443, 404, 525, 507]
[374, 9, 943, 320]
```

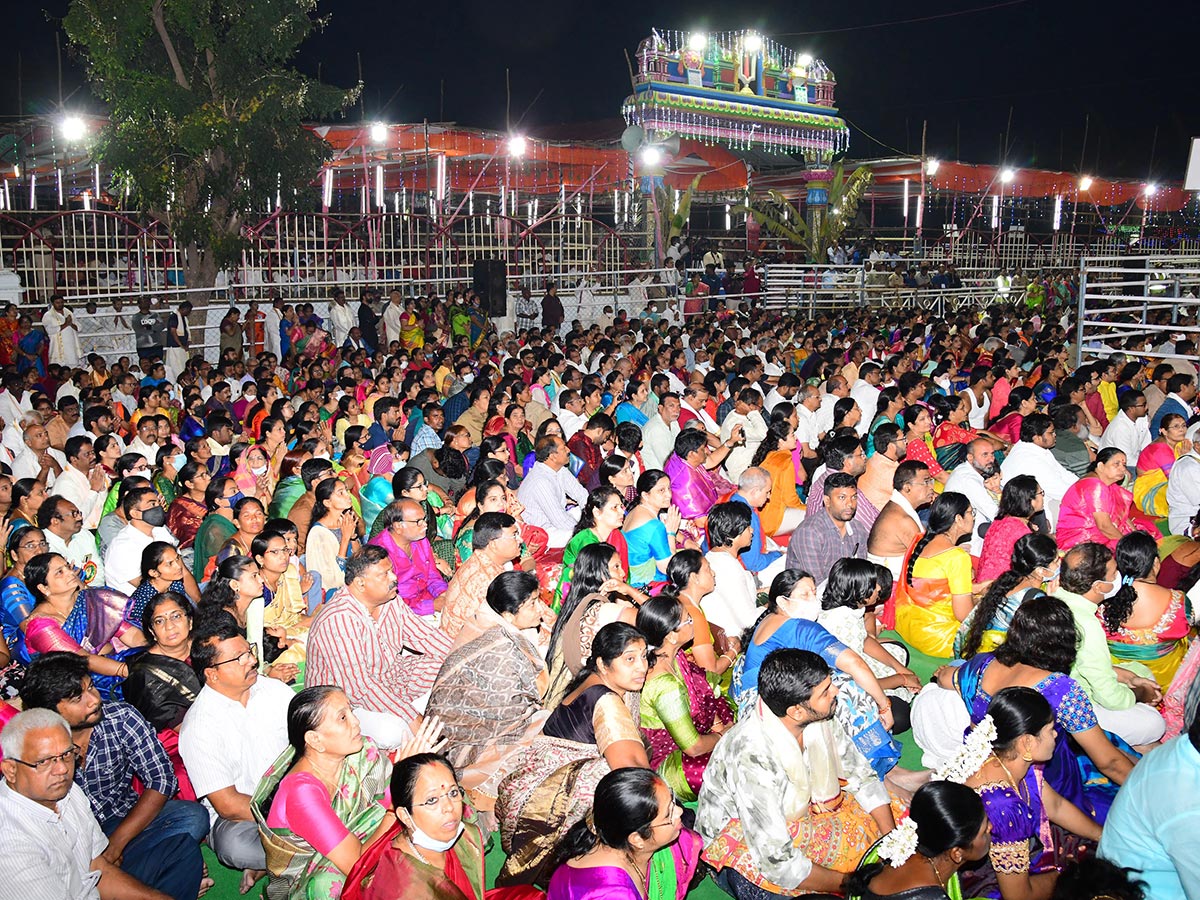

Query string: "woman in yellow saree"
[894, 492, 977, 659]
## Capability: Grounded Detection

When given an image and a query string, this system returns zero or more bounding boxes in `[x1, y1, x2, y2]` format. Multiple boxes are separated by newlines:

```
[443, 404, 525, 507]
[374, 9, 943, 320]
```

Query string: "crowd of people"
[0, 271, 1197, 900]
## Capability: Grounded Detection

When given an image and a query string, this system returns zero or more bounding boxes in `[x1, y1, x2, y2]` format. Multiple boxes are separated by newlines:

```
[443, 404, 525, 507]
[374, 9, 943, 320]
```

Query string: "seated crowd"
[1, 284, 1199, 900]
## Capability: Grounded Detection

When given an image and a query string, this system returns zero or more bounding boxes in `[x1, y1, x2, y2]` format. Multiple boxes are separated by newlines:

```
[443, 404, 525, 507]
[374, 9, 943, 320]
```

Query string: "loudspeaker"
[473, 259, 508, 316]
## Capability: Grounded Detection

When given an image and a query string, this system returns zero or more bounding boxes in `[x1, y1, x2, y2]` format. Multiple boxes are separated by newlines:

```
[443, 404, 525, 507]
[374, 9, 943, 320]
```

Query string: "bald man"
[944, 438, 1000, 554]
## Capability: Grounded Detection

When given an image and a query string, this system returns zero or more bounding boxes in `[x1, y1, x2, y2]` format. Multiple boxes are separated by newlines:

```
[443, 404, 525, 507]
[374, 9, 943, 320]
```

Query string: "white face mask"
[392, 458, 406, 473]
[1097, 577, 1122, 601]
[313, 452, 330, 461]
[786, 595, 822, 621]
[250, 464, 268, 476]
[409, 821, 465, 853]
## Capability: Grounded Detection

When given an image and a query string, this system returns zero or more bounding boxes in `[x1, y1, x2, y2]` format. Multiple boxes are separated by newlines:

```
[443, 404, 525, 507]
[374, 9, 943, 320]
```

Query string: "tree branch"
[152, 0, 191, 91]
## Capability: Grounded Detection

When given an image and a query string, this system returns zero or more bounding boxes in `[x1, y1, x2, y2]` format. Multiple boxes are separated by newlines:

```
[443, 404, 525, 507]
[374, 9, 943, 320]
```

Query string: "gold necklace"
[989, 753, 1029, 803]
[626, 854, 648, 898]
[927, 857, 945, 890]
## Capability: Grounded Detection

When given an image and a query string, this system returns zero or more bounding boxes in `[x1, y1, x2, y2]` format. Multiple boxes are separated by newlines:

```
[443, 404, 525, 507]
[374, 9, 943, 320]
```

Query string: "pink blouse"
[266, 771, 352, 856]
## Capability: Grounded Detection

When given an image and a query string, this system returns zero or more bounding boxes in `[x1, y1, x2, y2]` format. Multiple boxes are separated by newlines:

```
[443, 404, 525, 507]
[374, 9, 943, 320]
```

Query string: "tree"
[734, 163, 872, 262]
[650, 174, 703, 264]
[63, 0, 359, 293]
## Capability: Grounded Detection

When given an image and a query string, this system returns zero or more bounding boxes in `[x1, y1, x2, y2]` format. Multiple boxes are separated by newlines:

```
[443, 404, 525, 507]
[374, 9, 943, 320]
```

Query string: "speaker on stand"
[472, 259, 509, 316]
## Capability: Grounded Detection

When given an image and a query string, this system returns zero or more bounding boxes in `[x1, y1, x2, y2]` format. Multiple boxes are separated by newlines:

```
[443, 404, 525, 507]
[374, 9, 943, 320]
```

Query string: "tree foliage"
[652, 174, 703, 261]
[64, 0, 359, 287]
[734, 163, 872, 262]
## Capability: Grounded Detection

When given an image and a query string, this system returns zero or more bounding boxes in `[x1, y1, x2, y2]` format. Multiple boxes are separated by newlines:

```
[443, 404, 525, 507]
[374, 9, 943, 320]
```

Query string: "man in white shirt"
[125, 418, 161, 466]
[945, 439, 1001, 555]
[849, 363, 883, 436]
[104, 487, 178, 596]
[327, 288, 356, 348]
[179, 618, 292, 884]
[50, 436, 109, 531]
[11, 420, 67, 487]
[40, 496, 106, 589]
[516, 437, 589, 548]
[1167, 433, 1200, 536]
[1099, 390, 1152, 475]
[701, 501, 762, 636]
[1000, 413, 1077, 528]
[379, 290, 405, 349]
[814, 375, 851, 438]
[41, 294, 82, 368]
[0, 708, 175, 900]
[555, 390, 589, 441]
[641, 393, 682, 470]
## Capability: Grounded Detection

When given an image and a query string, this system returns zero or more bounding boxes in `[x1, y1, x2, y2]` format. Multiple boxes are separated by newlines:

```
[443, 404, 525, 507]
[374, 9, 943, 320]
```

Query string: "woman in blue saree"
[14, 315, 46, 376]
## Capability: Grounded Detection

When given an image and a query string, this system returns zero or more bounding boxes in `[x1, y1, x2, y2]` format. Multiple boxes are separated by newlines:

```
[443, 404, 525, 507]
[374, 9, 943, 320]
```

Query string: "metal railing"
[1076, 256, 1200, 363]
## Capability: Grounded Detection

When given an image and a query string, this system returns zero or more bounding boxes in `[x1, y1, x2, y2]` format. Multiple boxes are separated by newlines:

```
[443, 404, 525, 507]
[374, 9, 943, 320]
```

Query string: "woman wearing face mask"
[234, 443, 276, 503]
[152, 444, 186, 506]
[955, 533, 1060, 659]
[925, 598, 1133, 826]
[191, 475, 242, 582]
[736, 569, 901, 780]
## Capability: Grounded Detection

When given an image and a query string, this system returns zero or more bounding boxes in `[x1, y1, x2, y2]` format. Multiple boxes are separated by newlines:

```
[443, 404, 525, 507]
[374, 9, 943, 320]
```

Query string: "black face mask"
[139, 506, 166, 527]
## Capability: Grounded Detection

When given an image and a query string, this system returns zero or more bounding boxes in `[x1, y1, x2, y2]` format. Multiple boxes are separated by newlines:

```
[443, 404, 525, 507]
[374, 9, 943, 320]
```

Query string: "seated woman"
[894, 492, 978, 659]
[547, 768, 699, 900]
[952, 687, 1103, 900]
[930, 393, 982, 470]
[845, 781, 990, 900]
[599, 454, 637, 506]
[637, 595, 734, 802]
[818, 559, 923, 710]
[1, 526, 48, 660]
[748, 419, 806, 536]
[975, 476, 1046, 585]
[192, 476, 239, 582]
[663, 549, 739, 678]
[166, 461, 211, 557]
[700, 502, 761, 640]
[252, 531, 314, 667]
[622, 470, 683, 589]
[126, 541, 202, 626]
[426, 572, 551, 821]
[919, 598, 1134, 824]
[544, 543, 646, 709]
[1134, 411, 1189, 517]
[199, 554, 299, 685]
[1103, 531, 1195, 691]
[901, 405, 950, 486]
[987, 386, 1037, 448]
[495, 622, 650, 886]
[253, 686, 396, 900]
[357, 444, 402, 535]
[554, 487, 630, 612]
[453, 478, 541, 574]
[20, 550, 145, 697]
[956, 533, 1059, 659]
[306, 478, 362, 597]
[737, 569, 901, 779]
[341, 751, 540, 900]
[698, 648, 897, 899]
[664, 428, 730, 542]
[124, 591, 202, 800]
[1058, 448, 1157, 551]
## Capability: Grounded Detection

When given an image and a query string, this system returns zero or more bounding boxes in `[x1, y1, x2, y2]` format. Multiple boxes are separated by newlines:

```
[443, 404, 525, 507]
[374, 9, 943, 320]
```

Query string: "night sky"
[7, 0, 1199, 181]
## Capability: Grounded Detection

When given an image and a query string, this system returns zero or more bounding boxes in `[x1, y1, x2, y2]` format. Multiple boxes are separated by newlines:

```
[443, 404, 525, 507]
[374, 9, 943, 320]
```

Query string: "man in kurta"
[42, 294, 81, 368]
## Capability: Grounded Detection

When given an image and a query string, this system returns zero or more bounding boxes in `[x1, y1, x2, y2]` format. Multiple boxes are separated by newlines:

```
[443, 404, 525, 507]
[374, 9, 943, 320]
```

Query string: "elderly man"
[795, 383, 824, 478]
[517, 436, 589, 548]
[785, 473, 866, 584]
[868, 460, 936, 578]
[730, 467, 788, 587]
[1058, 543, 1166, 748]
[641, 391, 682, 470]
[1099, 390, 1151, 476]
[0, 708, 179, 900]
[177, 616, 294, 889]
[11, 419, 66, 486]
[50, 435, 109, 530]
[696, 649, 894, 897]
[944, 438, 1000, 554]
[815, 375, 851, 439]
[367, 498, 449, 617]
[20, 653, 207, 898]
[808, 434, 878, 532]
[1000, 413, 1077, 528]
[439, 512, 527, 637]
[39, 496, 106, 589]
[306, 544, 453, 747]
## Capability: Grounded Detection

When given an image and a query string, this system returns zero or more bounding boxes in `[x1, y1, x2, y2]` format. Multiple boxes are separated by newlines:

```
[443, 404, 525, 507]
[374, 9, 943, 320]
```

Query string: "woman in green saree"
[552, 487, 630, 613]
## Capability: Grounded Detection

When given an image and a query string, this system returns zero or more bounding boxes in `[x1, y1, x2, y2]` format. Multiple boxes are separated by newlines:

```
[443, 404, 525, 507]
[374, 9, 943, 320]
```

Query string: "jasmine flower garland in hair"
[931, 715, 997, 784]
[876, 815, 919, 866]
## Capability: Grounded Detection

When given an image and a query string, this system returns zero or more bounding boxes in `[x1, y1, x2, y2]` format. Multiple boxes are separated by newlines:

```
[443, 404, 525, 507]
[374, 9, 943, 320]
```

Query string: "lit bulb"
[1000, 169, 1016, 184]
[1144, 184, 1157, 197]
[641, 146, 662, 167]
[60, 116, 87, 143]
[1079, 176, 1093, 191]
[744, 34, 762, 53]
[798, 53, 814, 66]
[507, 135, 527, 158]
[926, 159, 940, 175]
[688, 33, 707, 52]
[369, 122, 388, 143]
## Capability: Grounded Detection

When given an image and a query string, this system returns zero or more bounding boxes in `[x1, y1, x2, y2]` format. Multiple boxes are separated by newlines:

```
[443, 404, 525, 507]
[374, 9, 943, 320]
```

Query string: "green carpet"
[200, 631, 941, 898]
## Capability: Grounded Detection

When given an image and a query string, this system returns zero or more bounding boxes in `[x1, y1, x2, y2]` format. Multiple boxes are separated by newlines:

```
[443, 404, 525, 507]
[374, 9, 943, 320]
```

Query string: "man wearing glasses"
[179, 617, 293, 892]
[0, 707, 176, 899]
[17, 653, 206, 899]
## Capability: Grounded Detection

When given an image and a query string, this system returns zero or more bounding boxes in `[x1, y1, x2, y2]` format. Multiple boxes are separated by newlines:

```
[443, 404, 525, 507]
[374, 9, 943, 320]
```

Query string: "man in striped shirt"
[306, 544, 453, 749]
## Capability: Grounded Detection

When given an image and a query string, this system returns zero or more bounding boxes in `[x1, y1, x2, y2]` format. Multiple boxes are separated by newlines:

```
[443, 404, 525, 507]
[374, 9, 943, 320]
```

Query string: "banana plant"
[653, 173, 704, 256]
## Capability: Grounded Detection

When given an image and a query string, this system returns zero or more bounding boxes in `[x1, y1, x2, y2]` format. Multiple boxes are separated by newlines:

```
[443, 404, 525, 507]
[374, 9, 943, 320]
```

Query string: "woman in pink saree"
[1056, 448, 1157, 552]
[22, 552, 146, 698]
[663, 430, 733, 544]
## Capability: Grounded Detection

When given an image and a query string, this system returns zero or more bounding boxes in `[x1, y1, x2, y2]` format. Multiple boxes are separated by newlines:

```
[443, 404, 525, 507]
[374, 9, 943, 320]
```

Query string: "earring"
[1021, 751, 1033, 762]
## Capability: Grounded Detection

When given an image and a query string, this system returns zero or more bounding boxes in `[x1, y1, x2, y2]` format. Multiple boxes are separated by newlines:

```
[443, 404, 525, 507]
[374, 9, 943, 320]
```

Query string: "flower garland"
[932, 714, 997, 784]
